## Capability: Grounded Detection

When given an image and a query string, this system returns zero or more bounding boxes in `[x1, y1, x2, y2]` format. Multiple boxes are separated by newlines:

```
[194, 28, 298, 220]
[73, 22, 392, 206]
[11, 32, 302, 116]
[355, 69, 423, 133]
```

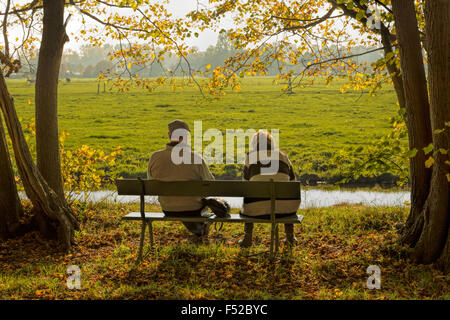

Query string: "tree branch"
[328, 0, 396, 43]
[272, 13, 344, 23]
[282, 4, 338, 31]
[302, 46, 386, 72]
[0, 50, 21, 77]
[0, 0, 40, 16]
[2, 0, 11, 58]
[374, 0, 393, 14]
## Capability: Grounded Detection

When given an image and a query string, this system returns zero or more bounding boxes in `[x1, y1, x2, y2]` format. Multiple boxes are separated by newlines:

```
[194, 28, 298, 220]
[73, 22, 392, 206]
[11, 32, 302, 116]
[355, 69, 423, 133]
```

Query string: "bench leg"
[275, 224, 280, 254]
[148, 221, 154, 248]
[137, 220, 147, 263]
[270, 222, 275, 258]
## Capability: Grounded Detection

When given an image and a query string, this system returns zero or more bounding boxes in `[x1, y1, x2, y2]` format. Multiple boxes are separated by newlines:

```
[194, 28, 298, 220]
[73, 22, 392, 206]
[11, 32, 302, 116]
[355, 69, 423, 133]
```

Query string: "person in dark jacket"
[239, 131, 300, 247]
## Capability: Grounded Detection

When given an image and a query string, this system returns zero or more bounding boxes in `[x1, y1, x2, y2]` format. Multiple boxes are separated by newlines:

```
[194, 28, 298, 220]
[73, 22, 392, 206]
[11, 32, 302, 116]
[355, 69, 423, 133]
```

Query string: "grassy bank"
[0, 203, 448, 300]
[7, 77, 402, 181]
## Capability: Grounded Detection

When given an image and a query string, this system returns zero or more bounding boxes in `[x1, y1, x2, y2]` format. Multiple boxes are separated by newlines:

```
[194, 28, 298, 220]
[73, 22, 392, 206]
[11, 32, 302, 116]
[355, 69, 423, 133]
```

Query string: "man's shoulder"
[149, 146, 206, 166]
[149, 148, 169, 162]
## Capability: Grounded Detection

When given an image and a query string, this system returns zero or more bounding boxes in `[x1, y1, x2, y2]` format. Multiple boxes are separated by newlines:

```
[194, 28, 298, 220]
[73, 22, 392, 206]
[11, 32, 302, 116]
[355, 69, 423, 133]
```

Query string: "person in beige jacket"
[147, 120, 214, 242]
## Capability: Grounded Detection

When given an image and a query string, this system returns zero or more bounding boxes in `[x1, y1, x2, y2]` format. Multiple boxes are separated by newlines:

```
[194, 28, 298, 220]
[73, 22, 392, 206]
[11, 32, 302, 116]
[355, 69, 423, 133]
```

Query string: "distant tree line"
[11, 33, 383, 80]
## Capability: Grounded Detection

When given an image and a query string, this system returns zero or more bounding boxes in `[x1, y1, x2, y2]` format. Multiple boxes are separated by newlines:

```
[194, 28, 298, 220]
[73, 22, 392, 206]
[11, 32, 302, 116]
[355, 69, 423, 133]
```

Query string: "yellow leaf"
[425, 156, 435, 168]
[206, 64, 211, 70]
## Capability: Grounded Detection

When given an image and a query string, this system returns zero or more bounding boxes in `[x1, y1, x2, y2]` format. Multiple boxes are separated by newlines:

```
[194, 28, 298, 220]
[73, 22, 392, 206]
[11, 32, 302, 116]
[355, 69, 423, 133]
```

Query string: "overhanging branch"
[281, 4, 338, 31]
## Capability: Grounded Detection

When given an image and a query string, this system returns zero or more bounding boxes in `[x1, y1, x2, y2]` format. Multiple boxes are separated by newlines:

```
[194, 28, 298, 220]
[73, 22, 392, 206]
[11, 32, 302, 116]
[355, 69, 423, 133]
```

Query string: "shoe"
[285, 224, 298, 247]
[238, 223, 253, 248]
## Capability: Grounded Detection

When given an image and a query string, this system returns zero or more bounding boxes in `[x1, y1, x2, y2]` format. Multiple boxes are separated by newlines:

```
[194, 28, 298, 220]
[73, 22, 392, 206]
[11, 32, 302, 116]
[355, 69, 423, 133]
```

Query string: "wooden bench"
[115, 179, 303, 261]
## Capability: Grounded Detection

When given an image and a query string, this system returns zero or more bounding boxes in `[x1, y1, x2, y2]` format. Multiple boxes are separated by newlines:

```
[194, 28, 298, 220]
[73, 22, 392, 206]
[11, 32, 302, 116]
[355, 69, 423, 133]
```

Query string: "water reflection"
[62, 189, 410, 208]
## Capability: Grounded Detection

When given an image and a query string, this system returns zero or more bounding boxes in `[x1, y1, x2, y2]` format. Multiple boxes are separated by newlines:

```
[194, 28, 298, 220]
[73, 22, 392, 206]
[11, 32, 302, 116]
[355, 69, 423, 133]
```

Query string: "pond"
[64, 189, 410, 208]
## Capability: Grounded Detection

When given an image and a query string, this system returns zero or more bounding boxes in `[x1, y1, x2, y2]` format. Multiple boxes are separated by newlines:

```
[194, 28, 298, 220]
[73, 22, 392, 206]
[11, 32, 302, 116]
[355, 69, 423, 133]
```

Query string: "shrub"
[11, 120, 122, 202]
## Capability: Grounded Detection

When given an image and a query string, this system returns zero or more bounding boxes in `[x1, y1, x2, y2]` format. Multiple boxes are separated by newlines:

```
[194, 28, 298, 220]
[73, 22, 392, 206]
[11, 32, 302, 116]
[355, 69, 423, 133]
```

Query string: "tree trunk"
[0, 113, 23, 238]
[0, 72, 79, 251]
[379, 24, 406, 112]
[391, 0, 433, 247]
[437, 228, 450, 273]
[413, 0, 450, 267]
[35, 0, 67, 198]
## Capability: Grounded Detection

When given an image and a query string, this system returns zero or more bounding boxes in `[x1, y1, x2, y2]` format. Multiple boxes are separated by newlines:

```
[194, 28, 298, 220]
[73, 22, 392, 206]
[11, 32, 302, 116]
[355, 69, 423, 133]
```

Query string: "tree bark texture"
[414, 0, 449, 268]
[0, 72, 79, 251]
[0, 113, 23, 238]
[391, 0, 433, 247]
[35, 0, 67, 198]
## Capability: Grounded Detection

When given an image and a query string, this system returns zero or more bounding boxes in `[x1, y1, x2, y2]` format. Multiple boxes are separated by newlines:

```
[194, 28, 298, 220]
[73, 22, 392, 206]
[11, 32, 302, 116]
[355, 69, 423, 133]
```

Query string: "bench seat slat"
[122, 212, 304, 224]
[116, 179, 301, 198]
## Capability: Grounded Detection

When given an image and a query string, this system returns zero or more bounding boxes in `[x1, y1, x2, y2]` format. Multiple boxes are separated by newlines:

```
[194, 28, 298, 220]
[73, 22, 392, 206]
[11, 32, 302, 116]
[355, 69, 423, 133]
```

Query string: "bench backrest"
[115, 179, 301, 199]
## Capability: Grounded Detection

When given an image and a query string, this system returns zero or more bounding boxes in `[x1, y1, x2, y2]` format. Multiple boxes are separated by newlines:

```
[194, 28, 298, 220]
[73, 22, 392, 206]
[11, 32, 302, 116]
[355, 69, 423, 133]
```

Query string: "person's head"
[250, 130, 274, 151]
[168, 119, 190, 143]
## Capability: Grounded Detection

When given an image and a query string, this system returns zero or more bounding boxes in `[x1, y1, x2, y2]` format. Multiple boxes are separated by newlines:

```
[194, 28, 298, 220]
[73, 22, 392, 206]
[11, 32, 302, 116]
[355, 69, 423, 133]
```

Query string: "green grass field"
[7, 77, 400, 181]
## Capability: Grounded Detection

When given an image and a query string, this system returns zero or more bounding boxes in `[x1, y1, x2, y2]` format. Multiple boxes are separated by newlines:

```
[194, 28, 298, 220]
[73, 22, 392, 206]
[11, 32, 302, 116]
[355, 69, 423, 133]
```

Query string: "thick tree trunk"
[35, 0, 67, 198]
[0, 72, 79, 251]
[413, 0, 450, 267]
[391, 0, 433, 247]
[0, 114, 23, 238]
[437, 228, 450, 273]
[379, 25, 406, 112]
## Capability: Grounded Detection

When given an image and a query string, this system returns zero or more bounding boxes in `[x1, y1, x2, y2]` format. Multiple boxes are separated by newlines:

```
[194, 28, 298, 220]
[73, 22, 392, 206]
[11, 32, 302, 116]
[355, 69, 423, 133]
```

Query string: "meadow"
[7, 77, 401, 182]
[3, 78, 449, 300]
